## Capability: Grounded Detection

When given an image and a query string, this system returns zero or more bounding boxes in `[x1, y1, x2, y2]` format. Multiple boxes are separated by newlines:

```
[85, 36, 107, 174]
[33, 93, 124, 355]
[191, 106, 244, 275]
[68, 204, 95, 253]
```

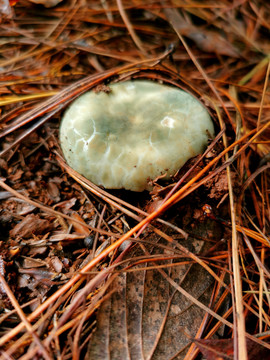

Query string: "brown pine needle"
[1, 3, 270, 358]
[257, 59, 270, 131]
[0, 275, 52, 360]
[116, 0, 148, 57]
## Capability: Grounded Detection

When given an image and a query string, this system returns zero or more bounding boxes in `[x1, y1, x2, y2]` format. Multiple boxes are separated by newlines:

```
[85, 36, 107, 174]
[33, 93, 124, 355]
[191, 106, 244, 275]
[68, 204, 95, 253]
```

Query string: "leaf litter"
[0, 1, 270, 359]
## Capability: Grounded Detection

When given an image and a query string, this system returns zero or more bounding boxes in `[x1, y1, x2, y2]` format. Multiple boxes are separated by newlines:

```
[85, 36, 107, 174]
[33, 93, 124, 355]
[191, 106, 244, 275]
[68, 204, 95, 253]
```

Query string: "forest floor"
[0, 1, 270, 359]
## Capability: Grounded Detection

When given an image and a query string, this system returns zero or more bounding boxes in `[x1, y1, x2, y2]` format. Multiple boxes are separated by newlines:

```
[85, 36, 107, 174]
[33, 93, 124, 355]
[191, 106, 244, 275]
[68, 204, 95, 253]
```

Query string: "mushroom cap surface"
[60, 80, 214, 191]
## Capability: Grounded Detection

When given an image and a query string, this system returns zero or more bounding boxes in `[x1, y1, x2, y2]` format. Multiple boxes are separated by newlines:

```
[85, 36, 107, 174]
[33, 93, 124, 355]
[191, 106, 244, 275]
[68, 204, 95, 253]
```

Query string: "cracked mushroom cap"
[59, 80, 214, 191]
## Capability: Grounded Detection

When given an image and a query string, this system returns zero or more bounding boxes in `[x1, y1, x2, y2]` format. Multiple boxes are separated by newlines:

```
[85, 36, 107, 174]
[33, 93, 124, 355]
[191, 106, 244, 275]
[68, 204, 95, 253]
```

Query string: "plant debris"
[0, 1, 270, 359]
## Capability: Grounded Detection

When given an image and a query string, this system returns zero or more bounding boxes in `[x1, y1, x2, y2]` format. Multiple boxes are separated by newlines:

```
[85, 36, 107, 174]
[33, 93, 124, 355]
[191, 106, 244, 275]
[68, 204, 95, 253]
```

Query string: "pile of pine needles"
[0, 1, 270, 359]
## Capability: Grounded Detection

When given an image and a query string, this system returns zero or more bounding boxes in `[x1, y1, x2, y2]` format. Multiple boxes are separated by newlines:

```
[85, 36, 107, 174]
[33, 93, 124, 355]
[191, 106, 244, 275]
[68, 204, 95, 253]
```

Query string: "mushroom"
[59, 80, 214, 191]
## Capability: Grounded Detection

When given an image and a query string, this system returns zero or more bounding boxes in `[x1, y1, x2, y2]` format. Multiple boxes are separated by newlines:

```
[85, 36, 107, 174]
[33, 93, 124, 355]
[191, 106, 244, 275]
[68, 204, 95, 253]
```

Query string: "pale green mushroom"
[59, 80, 214, 191]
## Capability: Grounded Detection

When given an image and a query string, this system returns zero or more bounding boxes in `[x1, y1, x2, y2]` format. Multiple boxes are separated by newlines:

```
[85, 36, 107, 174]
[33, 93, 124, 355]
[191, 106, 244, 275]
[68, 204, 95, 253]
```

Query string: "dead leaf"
[87, 218, 222, 359]
[54, 197, 77, 210]
[49, 233, 86, 242]
[164, 8, 239, 57]
[22, 257, 48, 268]
[8, 169, 24, 182]
[69, 212, 90, 237]
[194, 337, 270, 360]
[46, 181, 60, 203]
[10, 214, 51, 238]
[187, 30, 240, 58]
[49, 256, 63, 273]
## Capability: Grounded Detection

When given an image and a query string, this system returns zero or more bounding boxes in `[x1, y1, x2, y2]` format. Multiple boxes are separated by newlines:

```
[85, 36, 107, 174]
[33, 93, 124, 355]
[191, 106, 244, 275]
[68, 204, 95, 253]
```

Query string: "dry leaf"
[87, 218, 222, 359]
[69, 212, 90, 237]
[10, 214, 51, 238]
[194, 338, 270, 360]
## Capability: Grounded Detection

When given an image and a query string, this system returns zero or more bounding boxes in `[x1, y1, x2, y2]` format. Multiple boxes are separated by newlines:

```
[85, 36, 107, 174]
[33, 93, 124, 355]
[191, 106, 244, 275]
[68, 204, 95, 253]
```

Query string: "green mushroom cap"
[59, 80, 214, 191]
